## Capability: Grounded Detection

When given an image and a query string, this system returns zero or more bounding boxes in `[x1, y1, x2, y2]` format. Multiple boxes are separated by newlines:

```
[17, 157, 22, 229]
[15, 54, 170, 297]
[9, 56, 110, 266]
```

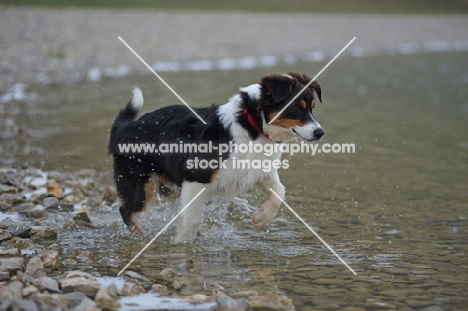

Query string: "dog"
[108, 72, 324, 243]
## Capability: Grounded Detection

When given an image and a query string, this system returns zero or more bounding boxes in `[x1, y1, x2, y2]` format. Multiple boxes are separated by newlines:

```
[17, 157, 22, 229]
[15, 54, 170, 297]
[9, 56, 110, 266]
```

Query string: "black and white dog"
[109, 72, 324, 243]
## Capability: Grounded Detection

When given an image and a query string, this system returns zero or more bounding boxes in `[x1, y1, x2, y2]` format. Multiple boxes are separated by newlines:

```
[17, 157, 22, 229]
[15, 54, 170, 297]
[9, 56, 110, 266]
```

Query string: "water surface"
[2, 52, 468, 309]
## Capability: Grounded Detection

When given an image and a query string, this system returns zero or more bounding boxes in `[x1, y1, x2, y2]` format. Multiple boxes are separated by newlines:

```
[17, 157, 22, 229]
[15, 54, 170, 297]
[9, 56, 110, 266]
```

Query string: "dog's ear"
[260, 74, 294, 103]
[310, 80, 322, 103]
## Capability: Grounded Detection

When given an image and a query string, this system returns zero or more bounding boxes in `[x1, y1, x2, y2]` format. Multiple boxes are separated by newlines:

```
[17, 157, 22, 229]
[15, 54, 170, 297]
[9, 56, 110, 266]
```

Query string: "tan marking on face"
[311, 100, 315, 109]
[299, 100, 307, 110]
[210, 170, 219, 183]
[268, 112, 306, 128]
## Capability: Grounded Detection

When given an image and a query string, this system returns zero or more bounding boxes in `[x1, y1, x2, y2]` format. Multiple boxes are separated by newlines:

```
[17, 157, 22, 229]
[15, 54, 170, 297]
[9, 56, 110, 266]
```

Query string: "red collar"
[243, 109, 270, 140]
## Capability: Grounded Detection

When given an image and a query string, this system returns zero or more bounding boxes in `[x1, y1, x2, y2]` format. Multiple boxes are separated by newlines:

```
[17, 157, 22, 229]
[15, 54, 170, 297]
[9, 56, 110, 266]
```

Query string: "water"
[2, 52, 468, 309]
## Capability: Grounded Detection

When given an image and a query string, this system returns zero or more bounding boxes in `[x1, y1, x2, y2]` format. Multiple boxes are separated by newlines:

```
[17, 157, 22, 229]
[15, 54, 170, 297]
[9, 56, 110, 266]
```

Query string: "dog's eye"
[291, 105, 301, 114]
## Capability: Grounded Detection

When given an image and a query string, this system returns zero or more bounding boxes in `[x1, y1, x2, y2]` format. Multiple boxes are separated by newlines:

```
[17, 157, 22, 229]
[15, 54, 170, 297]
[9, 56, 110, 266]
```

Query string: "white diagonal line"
[117, 187, 206, 276]
[269, 188, 357, 275]
[118, 36, 207, 125]
[268, 37, 356, 124]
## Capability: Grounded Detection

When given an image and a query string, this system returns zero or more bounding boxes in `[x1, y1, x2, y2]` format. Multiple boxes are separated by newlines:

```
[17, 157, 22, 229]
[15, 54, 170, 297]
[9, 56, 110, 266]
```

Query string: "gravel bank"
[1, 7, 468, 89]
[0, 167, 296, 310]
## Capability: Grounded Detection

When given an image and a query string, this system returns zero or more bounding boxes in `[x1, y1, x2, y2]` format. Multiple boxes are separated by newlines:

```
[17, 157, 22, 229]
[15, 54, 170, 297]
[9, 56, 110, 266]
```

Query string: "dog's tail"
[116, 87, 144, 123]
[109, 87, 143, 152]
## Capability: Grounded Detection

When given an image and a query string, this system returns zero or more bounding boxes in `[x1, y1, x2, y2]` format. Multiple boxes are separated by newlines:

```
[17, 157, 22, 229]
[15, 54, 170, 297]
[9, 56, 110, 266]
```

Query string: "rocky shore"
[0, 167, 295, 310]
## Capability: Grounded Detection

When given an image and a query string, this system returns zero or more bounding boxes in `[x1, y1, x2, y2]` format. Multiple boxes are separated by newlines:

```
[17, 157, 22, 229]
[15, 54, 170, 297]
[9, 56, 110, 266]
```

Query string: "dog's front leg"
[252, 170, 285, 228]
[173, 181, 207, 244]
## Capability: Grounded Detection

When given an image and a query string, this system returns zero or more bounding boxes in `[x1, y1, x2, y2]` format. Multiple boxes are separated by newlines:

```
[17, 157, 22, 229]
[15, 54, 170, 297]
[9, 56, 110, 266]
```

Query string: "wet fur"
[109, 72, 324, 242]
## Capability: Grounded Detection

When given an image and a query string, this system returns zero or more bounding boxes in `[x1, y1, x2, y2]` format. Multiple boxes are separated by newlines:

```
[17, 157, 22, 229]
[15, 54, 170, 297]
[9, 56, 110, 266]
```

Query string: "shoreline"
[1, 7, 468, 91]
[0, 166, 295, 310]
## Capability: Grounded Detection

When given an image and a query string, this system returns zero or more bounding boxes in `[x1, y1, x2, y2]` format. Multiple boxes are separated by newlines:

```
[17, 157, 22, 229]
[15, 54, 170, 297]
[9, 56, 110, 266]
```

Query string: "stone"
[6, 224, 31, 238]
[17, 271, 35, 283]
[118, 283, 132, 296]
[74, 296, 99, 311]
[31, 226, 57, 241]
[0, 271, 10, 281]
[173, 279, 186, 290]
[33, 277, 61, 293]
[233, 290, 259, 298]
[0, 217, 16, 229]
[63, 220, 76, 229]
[46, 179, 63, 197]
[0, 298, 39, 311]
[95, 286, 120, 310]
[25, 256, 45, 278]
[0, 257, 25, 276]
[42, 196, 59, 208]
[123, 270, 152, 289]
[59, 271, 101, 297]
[65, 291, 88, 308]
[46, 202, 75, 212]
[102, 187, 117, 203]
[62, 194, 82, 203]
[31, 293, 70, 311]
[159, 267, 176, 284]
[0, 248, 20, 257]
[0, 170, 19, 186]
[107, 283, 118, 297]
[185, 258, 194, 270]
[0, 285, 16, 300]
[248, 295, 294, 311]
[0, 232, 12, 242]
[62, 258, 78, 266]
[22, 285, 39, 297]
[0, 193, 24, 206]
[9, 280, 23, 293]
[74, 211, 91, 223]
[41, 250, 59, 268]
[217, 296, 250, 311]
[123, 270, 150, 283]
[25, 209, 47, 219]
[2, 237, 33, 250]
[151, 283, 168, 296]
[0, 184, 17, 194]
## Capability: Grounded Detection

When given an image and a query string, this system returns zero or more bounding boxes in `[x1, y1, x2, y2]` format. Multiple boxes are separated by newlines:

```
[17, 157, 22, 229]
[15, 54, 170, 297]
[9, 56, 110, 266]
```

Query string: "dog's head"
[246, 72, 324, 143]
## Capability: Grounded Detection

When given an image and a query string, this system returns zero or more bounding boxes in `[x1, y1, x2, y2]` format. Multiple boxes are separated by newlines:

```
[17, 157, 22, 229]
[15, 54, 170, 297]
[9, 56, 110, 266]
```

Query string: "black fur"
[109, 72, 322, 229]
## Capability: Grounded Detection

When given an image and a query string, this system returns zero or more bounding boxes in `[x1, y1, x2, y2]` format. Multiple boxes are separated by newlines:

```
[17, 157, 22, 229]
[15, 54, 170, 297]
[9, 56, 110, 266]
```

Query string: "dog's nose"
[314, 128, 325, 139]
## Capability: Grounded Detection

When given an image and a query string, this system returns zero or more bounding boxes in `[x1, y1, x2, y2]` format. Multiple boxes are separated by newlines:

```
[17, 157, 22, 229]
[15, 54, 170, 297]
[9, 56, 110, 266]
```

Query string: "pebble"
[248, 295, 294, 311]
[233, 289, 259, 298]
[159, 267, 176, 284]
[42, 196, 59, 208]
[0, 233, 12, 242]
[73, 210, 92, 223]
[6, 224, 32, 238]
[31, 226, 58, 241]
[46, 179, 63, 197]
[0, 298, 39, 311]
[0, 247, 20, 257]
[95, 286, 120, 310]
[59, 271, 101, 297]
[25, 256, 45, 278]
[217, 295, 250, 311]
[152, 283, 168, 296]
[41, 250, 59, 268]
[33, 276, 62, 293]
[0, 257, 25, 276]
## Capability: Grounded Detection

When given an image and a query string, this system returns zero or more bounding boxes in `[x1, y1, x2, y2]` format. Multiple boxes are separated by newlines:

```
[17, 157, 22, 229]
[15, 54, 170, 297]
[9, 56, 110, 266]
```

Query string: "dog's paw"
[252, 209, 276, 228]
[129, 225, 145, 239]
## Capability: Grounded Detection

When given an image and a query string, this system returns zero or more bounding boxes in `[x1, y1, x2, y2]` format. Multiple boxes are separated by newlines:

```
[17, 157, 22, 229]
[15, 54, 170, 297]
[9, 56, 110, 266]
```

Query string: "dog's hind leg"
[173, 181, 207, 244]
[117, 173, 154, 237]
